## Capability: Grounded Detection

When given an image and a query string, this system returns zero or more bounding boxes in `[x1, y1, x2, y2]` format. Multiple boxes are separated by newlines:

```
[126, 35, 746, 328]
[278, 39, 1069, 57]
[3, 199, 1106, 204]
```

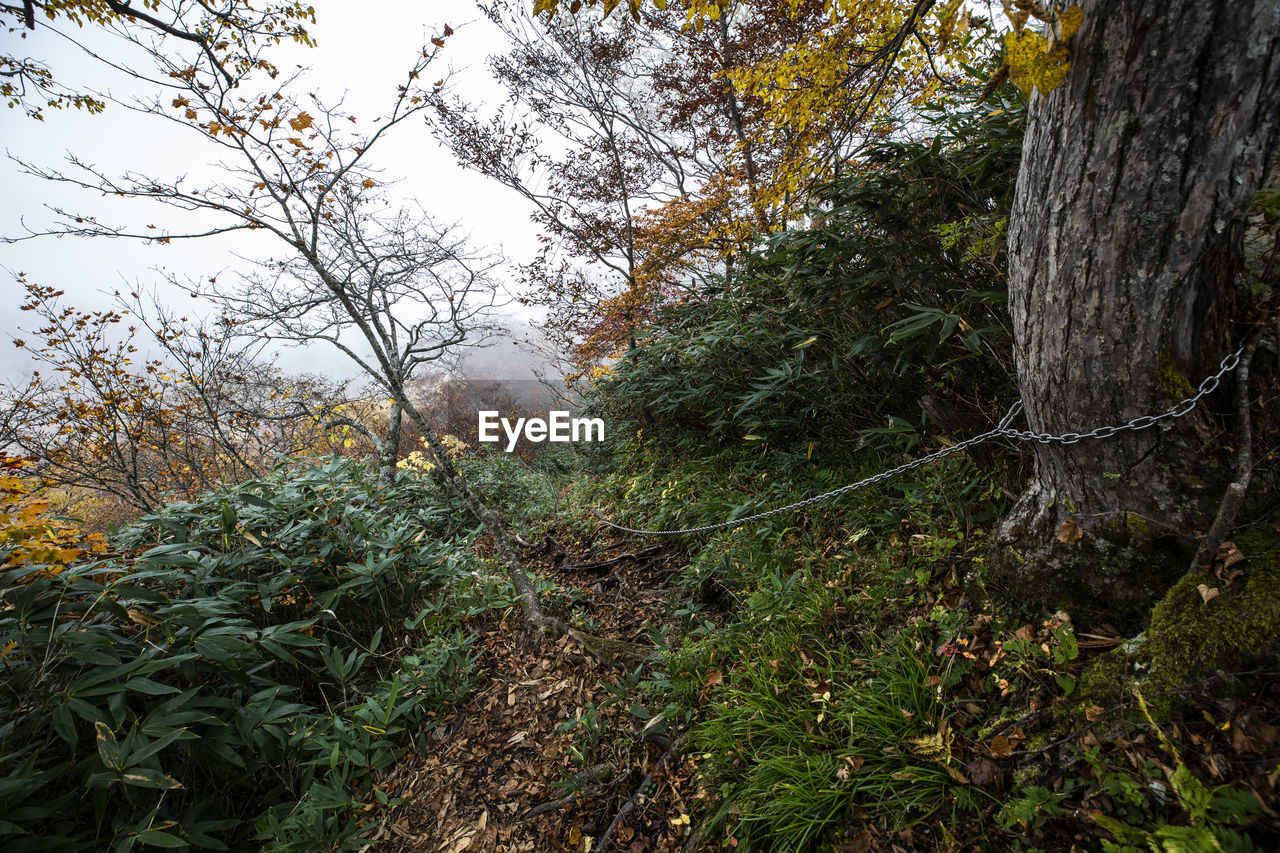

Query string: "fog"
[1, 1, 558, 386]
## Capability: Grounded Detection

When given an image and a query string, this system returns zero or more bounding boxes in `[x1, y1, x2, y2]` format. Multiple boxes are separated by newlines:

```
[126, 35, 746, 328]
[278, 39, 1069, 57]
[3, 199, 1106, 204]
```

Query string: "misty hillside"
[2, 2, 1278, 852]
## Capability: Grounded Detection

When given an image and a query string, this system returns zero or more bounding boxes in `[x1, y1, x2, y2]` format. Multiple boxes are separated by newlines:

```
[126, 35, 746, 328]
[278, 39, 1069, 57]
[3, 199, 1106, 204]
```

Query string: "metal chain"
[593, 344, 1247, 537]
[996, 345, 1243, 445]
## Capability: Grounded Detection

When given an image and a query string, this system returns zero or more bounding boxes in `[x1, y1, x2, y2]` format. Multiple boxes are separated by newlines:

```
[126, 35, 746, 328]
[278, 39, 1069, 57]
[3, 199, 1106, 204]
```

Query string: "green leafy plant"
[1090, 697, 1263, 853]
[688, 627, 982, 852]
[0, 458, 493, 851]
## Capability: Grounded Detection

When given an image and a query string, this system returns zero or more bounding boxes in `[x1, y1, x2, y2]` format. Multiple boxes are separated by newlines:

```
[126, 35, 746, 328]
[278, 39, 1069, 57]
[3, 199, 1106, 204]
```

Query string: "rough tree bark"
[380, 400, 403, 485]
[995, 0, 1280, 623]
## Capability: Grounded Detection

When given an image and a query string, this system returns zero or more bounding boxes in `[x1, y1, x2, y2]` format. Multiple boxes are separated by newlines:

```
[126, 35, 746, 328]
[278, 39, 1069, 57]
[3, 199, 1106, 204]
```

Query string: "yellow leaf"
[1005, 29, 1073, 96]
[288, 111, 314, 131]
[1055, 5, 1084, 43]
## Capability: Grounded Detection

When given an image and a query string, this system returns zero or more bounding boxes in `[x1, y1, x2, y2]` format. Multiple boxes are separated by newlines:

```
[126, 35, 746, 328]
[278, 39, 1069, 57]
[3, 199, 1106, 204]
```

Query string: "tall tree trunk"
[995, 0, 1280, 624]
[380, 399, 402, 484]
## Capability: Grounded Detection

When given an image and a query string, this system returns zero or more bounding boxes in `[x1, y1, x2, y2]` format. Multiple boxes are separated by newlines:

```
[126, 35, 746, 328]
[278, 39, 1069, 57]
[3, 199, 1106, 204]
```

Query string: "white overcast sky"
[0, 0, 544, 381]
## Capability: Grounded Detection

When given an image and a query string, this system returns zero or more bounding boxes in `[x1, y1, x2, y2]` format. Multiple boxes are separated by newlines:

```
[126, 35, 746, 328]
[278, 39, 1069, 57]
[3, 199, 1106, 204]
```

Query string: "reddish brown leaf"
[1057, 517, 1083, 545]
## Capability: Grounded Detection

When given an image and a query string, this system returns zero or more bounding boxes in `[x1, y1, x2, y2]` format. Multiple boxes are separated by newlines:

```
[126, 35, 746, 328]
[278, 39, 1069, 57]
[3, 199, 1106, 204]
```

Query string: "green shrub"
[589, 92, 1023, 463]
[0, 458, 493, 851]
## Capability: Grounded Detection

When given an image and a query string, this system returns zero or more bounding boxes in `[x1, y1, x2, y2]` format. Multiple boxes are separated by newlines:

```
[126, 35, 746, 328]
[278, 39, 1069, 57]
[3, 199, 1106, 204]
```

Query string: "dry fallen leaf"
[966, 757, 1002, 789]
[1217, 541, 1245, 571]
[126, 607, 159, 627]
[840, 830, 874, 852]
[1197, 584, 1220, 604]
[1057, 518, 1083, 545]
[1086, 705, 1107, 723]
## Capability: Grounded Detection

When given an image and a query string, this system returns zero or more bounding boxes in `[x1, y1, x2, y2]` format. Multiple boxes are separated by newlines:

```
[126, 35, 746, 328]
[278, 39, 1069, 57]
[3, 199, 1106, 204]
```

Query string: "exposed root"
[1190, 341, 1257, 574]
[591, 733, 686, 853]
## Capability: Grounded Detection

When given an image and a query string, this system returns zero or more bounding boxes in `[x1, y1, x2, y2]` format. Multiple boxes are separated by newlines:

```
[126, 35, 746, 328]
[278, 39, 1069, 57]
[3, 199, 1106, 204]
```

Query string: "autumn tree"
[1, 281, 339, 515]
[428, 0, 685, 370]
[574, 0, 838, 367]
[0, 455, 107, 570]
[12, 25, 559, 630]
[537, 0, 983, 194]
[435, 0, 982, 374]
[1, 0, 314, 120]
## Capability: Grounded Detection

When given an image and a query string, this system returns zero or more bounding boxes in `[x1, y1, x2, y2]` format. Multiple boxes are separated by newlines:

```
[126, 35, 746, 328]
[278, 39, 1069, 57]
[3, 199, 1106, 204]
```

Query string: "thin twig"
[681, 822, 711, 853]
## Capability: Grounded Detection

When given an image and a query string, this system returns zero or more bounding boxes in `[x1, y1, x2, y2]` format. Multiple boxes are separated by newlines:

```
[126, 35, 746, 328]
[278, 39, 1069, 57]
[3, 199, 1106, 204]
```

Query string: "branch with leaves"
[1, 0, 315, 120]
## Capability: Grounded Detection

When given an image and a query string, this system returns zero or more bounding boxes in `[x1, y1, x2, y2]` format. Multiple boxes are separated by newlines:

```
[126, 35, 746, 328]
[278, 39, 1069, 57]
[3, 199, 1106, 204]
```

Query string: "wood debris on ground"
[364, 528, 696, 853]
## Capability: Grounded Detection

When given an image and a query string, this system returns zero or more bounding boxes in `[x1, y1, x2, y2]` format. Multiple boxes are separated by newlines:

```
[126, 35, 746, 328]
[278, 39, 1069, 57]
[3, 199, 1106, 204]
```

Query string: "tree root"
[525, 763, 617, 818]
[561, 625, 651, 670]
[564, 545, 663, 573]
[1190, 341, 1256, 574]
[590, 733, 686, 853]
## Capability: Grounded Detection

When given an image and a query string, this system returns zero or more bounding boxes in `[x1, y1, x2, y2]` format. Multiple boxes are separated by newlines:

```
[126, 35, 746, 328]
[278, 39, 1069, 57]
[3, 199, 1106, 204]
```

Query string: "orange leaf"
[1056, 518, 1082, 545]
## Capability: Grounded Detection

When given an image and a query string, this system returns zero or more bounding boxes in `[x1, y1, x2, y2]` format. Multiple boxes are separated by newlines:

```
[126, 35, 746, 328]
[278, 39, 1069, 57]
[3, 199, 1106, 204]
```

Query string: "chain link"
[593, 344, 1247, 537]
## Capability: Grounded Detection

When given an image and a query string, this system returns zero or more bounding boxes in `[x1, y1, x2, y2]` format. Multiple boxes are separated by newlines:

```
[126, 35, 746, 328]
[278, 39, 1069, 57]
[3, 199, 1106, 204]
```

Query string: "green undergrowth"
[571, 414, 1277, 851]
[570, 426, 1013, 848]
[678, 617, 983, 851]
[0, 458, 517, 851]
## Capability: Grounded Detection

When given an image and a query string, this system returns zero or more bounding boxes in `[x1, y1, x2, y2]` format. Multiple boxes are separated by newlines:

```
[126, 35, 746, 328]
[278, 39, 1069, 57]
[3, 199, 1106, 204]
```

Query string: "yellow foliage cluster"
[729, 0, 980, 187]
[0, 456, 107, 572]
[1002, 3, 1083, 95]
[569, 0, 986, 377]
[396, 435, 470, 476]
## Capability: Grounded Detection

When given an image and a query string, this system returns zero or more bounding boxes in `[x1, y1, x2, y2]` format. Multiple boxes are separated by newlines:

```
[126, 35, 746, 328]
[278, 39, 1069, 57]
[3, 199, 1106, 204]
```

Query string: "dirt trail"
[367, 529, 700, 853]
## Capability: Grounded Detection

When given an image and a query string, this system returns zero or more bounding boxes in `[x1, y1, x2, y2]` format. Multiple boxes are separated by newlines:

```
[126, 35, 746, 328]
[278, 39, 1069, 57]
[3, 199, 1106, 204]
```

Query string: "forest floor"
[365, 528, 699, 853]
[358, 526, 1280, 853]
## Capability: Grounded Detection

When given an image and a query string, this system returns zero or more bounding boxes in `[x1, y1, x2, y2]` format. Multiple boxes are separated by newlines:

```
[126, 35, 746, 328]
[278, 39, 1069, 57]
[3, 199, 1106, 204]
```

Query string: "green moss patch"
[1074, 518, 1280, 721]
